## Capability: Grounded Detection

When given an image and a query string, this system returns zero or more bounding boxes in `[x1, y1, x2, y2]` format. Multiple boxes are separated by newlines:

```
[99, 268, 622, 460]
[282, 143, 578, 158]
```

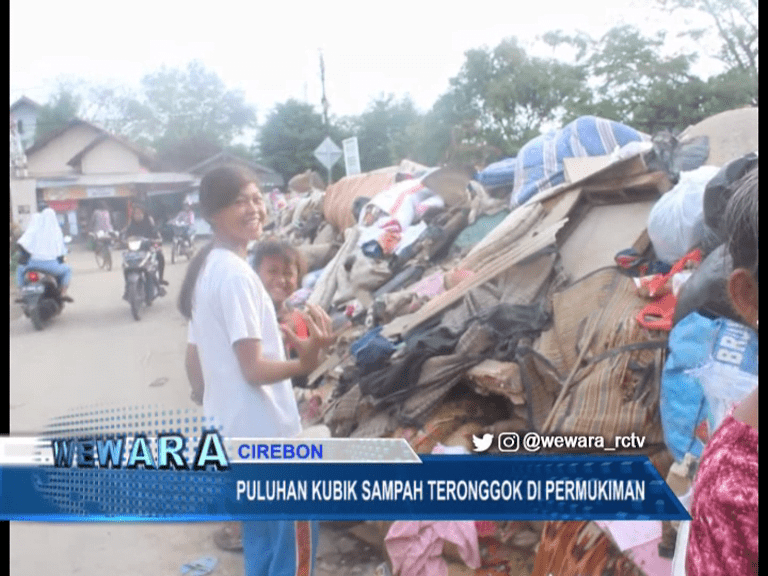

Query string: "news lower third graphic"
[0, 403, 689, 522]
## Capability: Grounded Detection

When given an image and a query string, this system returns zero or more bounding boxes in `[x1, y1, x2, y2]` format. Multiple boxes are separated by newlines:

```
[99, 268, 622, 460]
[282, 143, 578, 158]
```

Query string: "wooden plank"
[541, 187, 582, 229]
[458, 202, 544, 272]
[563, 155, 614, 184]
[580, 171, 670, 194]
[632, 229, 651, 255]
[559, 200, 656, 281]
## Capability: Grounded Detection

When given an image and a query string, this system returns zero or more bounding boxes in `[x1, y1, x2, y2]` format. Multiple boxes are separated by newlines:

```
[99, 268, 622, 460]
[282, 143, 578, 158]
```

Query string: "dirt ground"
[9, 243, 386, 576]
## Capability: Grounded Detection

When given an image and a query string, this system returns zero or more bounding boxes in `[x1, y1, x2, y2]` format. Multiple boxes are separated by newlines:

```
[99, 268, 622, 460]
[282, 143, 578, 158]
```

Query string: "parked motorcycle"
[122, 236, 165, 321]
[170, 224, 196, 264]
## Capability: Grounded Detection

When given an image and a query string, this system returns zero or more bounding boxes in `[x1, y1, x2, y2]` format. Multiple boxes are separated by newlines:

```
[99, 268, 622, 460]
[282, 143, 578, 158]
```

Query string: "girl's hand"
[281, 304, 336, 374]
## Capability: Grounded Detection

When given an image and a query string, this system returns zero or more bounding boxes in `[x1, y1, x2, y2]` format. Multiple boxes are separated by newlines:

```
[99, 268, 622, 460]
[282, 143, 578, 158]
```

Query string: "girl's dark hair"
[252, 238, 307, 280]
[723, 165, 758, 277]
[178, 166, 257, 319]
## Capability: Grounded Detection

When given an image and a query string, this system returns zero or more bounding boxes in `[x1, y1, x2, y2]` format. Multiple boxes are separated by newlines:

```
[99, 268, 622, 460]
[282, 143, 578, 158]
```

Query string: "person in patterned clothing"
[686, 165, 758, 575]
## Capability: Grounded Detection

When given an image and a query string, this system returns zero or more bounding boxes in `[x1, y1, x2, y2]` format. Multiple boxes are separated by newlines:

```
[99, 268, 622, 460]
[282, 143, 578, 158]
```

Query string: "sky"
[10, 0, 718, 124]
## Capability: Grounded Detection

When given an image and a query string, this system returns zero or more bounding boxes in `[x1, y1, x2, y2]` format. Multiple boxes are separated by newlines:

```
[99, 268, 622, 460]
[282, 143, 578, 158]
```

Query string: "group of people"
[15, 199, 198, 298]
[14, 161, 756, 575]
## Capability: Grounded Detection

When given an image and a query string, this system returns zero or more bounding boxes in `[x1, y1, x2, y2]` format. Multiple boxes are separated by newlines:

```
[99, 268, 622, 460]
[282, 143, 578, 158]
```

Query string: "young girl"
[179, 166, 333, 576]
[685, 166, 758, 575]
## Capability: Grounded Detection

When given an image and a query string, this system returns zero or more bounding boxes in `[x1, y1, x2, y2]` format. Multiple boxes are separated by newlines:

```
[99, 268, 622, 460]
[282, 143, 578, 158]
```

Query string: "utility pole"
[319, 49, 332, 185]
[319, 50, 329, 130]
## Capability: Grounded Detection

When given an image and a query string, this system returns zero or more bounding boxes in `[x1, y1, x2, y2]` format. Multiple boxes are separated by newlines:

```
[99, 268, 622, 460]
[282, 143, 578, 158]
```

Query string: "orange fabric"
[289, 310, 309, 340]
[294, 521, 312, 576]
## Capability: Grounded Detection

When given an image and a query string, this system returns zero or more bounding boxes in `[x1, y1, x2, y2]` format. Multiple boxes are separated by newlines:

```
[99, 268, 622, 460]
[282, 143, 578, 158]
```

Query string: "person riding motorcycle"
[16, 207, 73, 302]
[171, 200, 196, 243]
[122, 203, 168, 292]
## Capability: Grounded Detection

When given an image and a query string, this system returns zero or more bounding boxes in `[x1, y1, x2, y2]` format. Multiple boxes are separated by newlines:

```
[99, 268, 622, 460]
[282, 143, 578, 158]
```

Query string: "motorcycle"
[89, 230, 119, 270]
[170, 223, 196, 264]
[122, 236, 165, 321]
[15, 237, 72, 331]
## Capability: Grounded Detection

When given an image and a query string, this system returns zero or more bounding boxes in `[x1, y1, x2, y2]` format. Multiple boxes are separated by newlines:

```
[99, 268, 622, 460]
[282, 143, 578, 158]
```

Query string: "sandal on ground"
[213, 523, 243, 552]
[180, 555, 218, 576]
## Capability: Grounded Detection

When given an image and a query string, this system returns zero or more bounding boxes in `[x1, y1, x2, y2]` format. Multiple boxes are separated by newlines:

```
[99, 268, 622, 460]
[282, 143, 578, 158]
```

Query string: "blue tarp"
[476, 116, 649, 207]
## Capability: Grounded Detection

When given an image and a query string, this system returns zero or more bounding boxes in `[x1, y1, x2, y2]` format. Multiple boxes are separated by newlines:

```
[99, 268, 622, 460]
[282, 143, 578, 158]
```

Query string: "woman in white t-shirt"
[178, 165, 334, 576]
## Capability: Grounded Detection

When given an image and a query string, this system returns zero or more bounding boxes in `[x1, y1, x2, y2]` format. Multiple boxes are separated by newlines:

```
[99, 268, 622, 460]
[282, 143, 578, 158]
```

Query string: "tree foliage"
[34, 82, 83, 143]
[350, 94, 423, 172]
[543, 19, 756, 134]
[655, 0, 758, 73]
[440, 38, 589, 156]
[257, 99, 345, 184]
[25, 0, 757, 179]
[126, 61, 257, 169]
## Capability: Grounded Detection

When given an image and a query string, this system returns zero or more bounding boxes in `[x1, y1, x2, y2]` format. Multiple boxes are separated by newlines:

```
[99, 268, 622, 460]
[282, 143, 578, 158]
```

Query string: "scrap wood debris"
[257, 109, 757, 575]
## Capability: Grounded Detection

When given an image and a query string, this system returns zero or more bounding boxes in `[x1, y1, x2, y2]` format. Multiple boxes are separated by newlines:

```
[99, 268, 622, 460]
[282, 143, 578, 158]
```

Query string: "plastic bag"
[647, 166, 720, 265]
[689, 359, 758, 432]
[661, 312, 758, 462]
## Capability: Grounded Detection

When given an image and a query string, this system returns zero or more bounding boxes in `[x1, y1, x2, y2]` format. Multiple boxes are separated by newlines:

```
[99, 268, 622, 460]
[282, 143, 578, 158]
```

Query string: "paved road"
[9, 243, 251, 576]
[9, 243, 384, 576]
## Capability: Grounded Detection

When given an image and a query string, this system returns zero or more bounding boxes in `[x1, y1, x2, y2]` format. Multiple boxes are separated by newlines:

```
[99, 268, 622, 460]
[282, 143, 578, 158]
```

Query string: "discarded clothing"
[349, 327, 397, 374]
[385, 521, 481, 576]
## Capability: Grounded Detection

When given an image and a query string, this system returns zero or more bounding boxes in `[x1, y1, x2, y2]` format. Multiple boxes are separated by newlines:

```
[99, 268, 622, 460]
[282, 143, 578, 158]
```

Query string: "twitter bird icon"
[472, 433, 493, 452]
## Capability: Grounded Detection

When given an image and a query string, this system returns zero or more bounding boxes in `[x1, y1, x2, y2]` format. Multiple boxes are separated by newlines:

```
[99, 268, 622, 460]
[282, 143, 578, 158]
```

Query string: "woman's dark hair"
[252, 238, 307, 281]
[178, 166, 257, 319]
[723, 165, 758, 277]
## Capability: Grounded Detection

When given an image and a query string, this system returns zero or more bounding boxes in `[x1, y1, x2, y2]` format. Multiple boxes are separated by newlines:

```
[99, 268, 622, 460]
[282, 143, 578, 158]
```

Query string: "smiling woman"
[176, 164, 336, 576]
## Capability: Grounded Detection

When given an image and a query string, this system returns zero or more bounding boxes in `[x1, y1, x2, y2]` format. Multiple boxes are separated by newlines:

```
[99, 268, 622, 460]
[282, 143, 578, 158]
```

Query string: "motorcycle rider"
[122, 203, 168, 293]
[16, 207, 73, 302]
[171, 199, 196, 247]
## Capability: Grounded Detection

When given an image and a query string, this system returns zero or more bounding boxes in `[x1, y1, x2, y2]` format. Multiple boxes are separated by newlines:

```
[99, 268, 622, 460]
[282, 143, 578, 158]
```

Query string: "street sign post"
[314, 137, 343, 186]
[342, 137, 361, 176]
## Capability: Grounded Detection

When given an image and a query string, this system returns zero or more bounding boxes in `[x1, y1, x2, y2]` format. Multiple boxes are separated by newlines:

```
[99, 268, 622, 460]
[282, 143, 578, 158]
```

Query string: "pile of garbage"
[260, 108, 758, 576]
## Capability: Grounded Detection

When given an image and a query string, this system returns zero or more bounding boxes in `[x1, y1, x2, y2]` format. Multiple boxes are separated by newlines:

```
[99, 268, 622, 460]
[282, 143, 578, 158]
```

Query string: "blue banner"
[0, 455, 689, 522]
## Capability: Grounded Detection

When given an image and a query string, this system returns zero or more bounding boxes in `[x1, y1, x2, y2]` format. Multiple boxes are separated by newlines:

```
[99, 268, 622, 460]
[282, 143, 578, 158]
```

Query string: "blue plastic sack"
[661, 312, 758, 462]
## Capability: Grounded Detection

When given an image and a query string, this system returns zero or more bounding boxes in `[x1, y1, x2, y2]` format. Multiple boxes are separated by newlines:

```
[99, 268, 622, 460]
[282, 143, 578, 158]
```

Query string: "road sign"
[314, 137, 343, 171]
[342, 137, 361, 176]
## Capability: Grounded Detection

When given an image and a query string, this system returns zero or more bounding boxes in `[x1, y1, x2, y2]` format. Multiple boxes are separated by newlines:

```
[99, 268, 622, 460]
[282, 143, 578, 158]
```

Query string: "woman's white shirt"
[188, 248, 302, 439]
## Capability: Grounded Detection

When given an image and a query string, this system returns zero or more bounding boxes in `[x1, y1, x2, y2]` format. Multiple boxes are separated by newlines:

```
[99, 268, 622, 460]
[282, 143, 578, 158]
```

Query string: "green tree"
[121, 61, 257, 169]
[438, 38, 589, 156]
[257, 99, 332, 183]
[581, 25, 701, 131]
[654, 0, 757, 74]
[34, 82, 83, 143]
[352, 94, 423, 171]
[545, 21, 756, 133]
